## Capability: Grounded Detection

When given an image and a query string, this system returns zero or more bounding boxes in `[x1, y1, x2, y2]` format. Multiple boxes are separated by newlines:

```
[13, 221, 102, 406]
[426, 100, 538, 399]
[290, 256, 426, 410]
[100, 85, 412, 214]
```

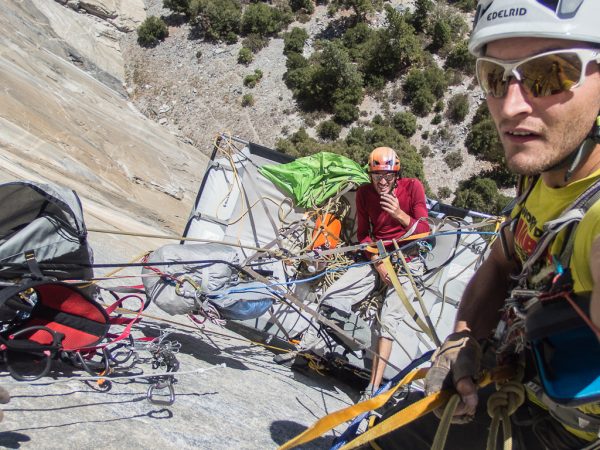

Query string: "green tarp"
[258, 152, 370, 208]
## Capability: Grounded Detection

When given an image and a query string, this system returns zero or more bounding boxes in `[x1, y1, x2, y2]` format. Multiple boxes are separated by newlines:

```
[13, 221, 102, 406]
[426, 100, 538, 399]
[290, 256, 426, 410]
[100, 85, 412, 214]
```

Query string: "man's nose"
[499, 77, 533, 118]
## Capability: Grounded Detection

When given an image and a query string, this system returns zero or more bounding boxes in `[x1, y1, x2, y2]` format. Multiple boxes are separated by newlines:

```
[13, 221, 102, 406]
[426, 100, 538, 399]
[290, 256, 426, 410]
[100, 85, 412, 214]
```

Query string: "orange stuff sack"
[311, 213, 341, 249]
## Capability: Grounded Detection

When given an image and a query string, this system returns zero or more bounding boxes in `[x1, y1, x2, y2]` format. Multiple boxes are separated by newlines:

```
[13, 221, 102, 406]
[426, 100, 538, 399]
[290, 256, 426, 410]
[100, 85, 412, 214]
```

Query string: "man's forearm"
[455, 241, 516, 340]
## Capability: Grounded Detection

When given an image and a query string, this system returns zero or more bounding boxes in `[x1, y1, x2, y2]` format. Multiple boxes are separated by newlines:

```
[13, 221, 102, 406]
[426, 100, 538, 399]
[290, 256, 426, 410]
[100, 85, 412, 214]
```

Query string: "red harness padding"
[0, 280, 110, 352]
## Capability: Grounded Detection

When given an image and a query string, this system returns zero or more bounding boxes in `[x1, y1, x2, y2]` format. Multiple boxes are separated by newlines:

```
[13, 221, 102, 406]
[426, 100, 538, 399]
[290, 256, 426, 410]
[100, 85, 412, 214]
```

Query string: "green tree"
[244, 69, 263, 88]
[447, 93, 469, 124]
[238, 47, 253, 65]
[466, 120, 503, 163]
[189, 0, 242, 41]
[241, 2, 292, 36]
[163, 0, 190, 15]
[289, 0, 314, 14]
[285, 52, 309, 71]
[242, 33, 269, 53]
[362, 6, 422, 81]
[403, 65, 448, 116]
[333, 101, 360, 124]
[437, 186, 452, 200]
[444, 151, 463, 170]
[411, 89, 435, 116]
[242, 93, 255, 107]
[342, 22, 373, 61]
[345, 126, 367, 147]
[337, 0, 379, 21]
[431, 113, 442, 124]
[430, 19, 451, 51]
[283, 27, 309, 55]
[412, 0, 433, 33]
[137, 16, 169, 47]
[392, 111, 417, 137]
[318, 120, 342, 140]
[448, 0, 478, 12]
[288, 42, 363, 115]
[446, 11, 469, 41]
[453, 177, 510, 215]
[445, 40, 476, 75]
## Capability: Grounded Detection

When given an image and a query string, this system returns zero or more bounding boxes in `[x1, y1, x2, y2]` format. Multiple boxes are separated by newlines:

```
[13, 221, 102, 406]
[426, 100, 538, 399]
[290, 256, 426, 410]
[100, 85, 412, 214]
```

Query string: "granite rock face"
[0, 0, 207, 233]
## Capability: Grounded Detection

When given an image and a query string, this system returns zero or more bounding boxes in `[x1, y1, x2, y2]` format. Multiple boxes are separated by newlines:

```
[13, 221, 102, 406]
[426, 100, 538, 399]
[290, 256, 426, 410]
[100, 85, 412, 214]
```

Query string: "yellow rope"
[78, 250, 151, 288]
[87, 227, 282, 255]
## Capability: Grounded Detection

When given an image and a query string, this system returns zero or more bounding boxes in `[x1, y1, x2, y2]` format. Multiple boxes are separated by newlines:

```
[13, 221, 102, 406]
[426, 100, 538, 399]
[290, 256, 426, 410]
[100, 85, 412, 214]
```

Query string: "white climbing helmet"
[469, 0, 600, 56]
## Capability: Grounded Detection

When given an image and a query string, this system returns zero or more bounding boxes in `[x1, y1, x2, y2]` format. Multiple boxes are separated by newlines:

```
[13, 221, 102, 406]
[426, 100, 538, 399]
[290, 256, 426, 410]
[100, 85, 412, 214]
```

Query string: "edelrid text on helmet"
[368, 147, 400, 172]
[485, 7, 527, 21]
[469, 0, 598, 57]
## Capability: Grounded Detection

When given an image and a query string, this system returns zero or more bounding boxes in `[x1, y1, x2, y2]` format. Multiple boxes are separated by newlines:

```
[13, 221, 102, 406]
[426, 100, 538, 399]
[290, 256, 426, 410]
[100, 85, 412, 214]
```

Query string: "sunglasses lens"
[372, 173, 395, 182]
[477, 59, 509, 98]
[519, 53, 581, 97]
[477, 52, 583, 98]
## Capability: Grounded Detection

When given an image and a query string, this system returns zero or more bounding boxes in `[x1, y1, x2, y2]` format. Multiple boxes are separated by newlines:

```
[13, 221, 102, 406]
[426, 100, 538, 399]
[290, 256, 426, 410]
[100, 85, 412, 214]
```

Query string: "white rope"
[0, 364, 225, 386]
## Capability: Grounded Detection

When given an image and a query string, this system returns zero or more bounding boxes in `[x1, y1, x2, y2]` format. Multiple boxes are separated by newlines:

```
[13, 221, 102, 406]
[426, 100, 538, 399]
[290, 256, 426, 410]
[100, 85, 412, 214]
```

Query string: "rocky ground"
[121, 0, 492, 198]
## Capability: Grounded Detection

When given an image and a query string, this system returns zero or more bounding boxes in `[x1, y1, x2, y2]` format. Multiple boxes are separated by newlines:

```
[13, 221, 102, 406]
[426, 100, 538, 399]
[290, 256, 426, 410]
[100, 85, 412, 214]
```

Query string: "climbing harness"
[490, 174, 600, 446]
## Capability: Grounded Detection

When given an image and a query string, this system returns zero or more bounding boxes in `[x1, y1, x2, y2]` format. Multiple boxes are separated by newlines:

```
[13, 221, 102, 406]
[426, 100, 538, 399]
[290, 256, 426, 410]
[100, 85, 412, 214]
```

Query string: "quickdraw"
[146, 339, 180, 406]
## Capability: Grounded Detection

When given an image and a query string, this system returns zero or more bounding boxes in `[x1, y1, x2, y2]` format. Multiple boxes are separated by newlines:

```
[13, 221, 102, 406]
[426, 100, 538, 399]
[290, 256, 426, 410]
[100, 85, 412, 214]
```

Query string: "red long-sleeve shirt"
[356, 178, 430, 247]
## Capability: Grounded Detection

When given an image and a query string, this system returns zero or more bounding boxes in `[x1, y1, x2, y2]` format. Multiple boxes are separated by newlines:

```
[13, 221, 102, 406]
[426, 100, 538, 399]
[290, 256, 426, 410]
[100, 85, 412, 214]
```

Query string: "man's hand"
[380, 193, 409, 226]
[425, 330, 482, 422]
[373, 260, 392, 286]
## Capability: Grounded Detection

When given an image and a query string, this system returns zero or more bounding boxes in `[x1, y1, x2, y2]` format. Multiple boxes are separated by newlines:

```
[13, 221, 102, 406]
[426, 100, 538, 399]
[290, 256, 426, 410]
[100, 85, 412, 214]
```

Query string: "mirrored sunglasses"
[476, 48, 600, 98]
[371, 172, 396, 182]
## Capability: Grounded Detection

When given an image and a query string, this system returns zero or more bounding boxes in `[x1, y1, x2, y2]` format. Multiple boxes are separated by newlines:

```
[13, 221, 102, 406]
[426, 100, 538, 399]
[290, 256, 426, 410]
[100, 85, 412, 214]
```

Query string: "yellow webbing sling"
[377, 241, 436, 342]
[278, 368, 428, 450]
[279, 366, 516, 450]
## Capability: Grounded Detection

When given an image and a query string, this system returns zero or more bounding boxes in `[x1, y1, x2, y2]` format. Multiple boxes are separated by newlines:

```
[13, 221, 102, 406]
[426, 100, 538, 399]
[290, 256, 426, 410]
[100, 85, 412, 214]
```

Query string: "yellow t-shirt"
[513, 169, 600, 440]
[512, 169, 600, 293]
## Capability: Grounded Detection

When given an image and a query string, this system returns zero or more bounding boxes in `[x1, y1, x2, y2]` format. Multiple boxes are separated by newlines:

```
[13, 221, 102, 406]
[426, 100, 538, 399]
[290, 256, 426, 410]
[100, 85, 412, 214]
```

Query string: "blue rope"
[213, 229, 496, 295]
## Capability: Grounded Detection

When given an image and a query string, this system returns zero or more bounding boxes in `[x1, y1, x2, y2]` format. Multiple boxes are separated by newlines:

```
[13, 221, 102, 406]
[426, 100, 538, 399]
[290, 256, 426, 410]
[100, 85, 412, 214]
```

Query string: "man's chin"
[506, 156, 548, 177]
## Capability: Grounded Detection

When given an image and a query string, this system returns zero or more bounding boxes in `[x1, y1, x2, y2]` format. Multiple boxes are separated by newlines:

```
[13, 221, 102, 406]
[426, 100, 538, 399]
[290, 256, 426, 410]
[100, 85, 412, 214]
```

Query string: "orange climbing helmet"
[368, 147, 400, 172]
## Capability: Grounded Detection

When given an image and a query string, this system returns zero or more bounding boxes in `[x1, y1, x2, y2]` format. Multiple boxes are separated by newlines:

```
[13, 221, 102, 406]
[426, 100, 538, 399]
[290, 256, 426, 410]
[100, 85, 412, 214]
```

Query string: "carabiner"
[147, 378, 176, 406]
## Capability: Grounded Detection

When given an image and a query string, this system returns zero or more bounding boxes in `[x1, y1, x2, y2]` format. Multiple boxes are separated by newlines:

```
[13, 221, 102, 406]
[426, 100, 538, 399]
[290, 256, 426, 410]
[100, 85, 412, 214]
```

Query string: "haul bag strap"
[24, 250, 44, 280]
